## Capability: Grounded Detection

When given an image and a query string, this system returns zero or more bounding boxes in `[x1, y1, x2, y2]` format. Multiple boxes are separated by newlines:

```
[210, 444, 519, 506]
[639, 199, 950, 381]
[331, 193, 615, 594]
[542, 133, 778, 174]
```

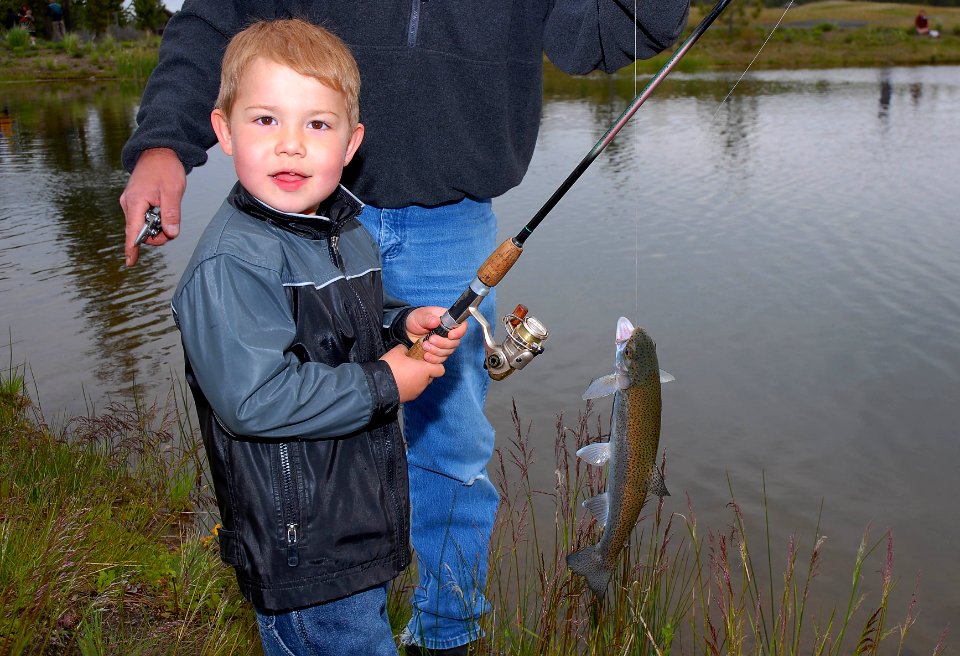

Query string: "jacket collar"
[227, 183, 365, 240]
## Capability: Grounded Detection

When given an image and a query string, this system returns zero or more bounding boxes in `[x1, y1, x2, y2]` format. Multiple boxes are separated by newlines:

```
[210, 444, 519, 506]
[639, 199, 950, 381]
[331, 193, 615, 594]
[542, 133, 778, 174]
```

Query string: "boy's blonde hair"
[215, 19, 361, 126]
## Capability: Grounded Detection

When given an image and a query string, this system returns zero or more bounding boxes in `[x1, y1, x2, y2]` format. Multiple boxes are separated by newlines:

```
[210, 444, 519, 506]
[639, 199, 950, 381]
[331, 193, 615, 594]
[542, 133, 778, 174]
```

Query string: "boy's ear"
[343, 122, 364, 166]
[211, 108, 234, 156]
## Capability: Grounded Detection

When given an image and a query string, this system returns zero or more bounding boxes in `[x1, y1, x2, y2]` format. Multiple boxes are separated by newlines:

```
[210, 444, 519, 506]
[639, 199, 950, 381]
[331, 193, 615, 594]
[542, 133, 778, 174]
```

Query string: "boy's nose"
[275, 127, 305, 157]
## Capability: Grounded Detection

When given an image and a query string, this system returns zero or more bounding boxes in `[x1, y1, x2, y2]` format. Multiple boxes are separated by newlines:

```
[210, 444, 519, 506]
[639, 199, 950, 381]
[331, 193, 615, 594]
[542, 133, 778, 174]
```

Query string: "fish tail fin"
[566, 546, 612, 601]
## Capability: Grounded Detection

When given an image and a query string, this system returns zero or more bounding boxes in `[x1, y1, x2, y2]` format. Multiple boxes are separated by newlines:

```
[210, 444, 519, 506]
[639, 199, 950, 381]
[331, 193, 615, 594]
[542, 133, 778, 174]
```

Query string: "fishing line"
[712, 0, 796, 119]
[634, 0, 640, 319]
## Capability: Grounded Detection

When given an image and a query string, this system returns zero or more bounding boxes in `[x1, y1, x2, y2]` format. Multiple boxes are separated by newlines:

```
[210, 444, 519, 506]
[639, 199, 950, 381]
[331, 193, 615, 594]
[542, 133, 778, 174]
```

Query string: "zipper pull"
[328, 234, 344, 270]
[286, 523, 299, 567]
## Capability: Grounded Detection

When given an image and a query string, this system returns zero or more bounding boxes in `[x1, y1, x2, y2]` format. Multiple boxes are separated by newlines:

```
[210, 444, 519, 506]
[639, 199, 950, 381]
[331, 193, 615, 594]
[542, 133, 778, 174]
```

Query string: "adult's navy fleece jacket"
[122, 0, 690, 208]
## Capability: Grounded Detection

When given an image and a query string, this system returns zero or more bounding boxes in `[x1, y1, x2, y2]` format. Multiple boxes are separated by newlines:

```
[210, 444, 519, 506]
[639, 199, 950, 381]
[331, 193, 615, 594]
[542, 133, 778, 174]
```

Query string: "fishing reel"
[469, 303, 550, 381]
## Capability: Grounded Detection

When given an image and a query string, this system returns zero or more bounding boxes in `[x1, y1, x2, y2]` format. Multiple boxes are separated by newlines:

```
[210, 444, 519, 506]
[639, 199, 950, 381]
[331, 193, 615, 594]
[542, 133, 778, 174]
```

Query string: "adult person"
[17, 4, 35, 45]
[119, 2, 690, 653]
[5, 7, 17, 30]
[47, 0, 65, 41]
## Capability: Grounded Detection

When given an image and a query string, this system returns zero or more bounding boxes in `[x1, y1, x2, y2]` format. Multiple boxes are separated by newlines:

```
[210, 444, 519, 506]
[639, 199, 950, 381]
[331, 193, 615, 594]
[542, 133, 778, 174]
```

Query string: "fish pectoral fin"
[659, 369, 675, 384]
[582, 374, 618, 400]
[582, 492, 610, 526]
[646, 467, 670, 498]
[575, 442, 611, 466]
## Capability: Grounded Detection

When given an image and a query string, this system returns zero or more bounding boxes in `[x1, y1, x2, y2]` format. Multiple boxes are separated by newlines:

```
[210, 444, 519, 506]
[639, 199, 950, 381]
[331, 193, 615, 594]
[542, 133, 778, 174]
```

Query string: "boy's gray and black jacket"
[172, 183, 414, 611]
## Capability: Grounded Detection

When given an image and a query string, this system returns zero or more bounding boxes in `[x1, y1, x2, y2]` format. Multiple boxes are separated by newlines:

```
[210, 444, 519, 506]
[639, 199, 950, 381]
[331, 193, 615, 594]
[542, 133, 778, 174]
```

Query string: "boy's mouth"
[271, 171, 310, 191]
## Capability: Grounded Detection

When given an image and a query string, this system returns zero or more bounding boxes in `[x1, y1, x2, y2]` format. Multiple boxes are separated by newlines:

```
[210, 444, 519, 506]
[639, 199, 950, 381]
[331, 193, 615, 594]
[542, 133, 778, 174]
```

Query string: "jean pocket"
[256, 611, 301, 656]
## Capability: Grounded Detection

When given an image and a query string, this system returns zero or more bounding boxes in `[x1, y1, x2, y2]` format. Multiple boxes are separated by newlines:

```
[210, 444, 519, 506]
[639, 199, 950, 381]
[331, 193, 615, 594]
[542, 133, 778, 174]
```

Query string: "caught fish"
[566, 316, 673, 600]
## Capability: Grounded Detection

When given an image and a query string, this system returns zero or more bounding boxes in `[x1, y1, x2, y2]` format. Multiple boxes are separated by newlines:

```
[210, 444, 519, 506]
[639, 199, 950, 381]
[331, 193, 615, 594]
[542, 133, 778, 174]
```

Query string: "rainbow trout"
[566, 316, 673, 600]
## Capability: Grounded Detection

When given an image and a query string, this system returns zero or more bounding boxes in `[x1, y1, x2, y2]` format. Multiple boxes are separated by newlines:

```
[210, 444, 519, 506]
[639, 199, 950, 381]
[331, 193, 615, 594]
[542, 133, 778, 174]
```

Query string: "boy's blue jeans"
[256, 584, 396, 655]
[358, 199, 500, 650]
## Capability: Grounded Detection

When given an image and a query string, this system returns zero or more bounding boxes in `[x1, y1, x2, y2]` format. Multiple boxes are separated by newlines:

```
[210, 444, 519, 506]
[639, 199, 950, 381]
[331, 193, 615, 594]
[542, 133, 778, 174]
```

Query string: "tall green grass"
[115, 49, 159, 80]
[4, 27, 31, 51]
[465, 402, 947, 655]
[0, 370, 256, 654]
[0, 367, 947, 654]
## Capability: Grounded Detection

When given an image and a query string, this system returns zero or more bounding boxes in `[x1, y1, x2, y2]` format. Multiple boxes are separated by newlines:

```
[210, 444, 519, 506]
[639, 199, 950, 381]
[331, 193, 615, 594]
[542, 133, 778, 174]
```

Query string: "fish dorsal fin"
[582, 492, 610, 526]
[660, 370, 675, 384]
[646, 467, 670, 498]
[582, 374, 618, 400]
[575, 442, 611, 466]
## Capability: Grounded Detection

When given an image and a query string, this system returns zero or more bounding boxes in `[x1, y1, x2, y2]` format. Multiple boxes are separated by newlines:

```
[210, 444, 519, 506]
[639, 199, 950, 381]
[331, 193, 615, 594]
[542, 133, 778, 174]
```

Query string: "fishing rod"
[409, 0, 734, 379]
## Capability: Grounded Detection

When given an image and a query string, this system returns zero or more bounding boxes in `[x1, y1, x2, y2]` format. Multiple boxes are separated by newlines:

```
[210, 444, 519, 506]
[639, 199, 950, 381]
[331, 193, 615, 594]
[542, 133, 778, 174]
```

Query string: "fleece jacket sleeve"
[544, 0, 691, 75]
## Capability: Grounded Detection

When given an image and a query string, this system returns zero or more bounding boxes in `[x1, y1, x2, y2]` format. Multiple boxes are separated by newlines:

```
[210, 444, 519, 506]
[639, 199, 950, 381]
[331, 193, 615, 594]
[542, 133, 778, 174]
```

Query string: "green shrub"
[5, 26, 30, 50]
[94, 34, 117, 54]
[115, 48, 158, 79]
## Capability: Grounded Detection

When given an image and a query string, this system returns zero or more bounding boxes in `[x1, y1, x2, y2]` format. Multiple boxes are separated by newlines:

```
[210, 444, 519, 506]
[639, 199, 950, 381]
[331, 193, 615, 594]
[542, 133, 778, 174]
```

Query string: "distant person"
[47, 0, 65, 40]
[915, 10, 940, 37]
[17, 4, 35, 45]
[5, 7, 18, 30]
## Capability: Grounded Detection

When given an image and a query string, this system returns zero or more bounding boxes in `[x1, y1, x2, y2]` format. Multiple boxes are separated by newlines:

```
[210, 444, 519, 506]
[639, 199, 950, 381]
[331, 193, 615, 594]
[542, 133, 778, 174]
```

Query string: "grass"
[0, 28, 159, 82]
[0, 365, 949, 654]
[569, 1, 960, 77]
[0, 364, 257, 654]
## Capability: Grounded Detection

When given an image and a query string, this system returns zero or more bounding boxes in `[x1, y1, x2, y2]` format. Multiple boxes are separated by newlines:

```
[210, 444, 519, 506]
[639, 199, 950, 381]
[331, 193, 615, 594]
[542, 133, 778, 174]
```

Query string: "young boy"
[171, 19, 465, 655]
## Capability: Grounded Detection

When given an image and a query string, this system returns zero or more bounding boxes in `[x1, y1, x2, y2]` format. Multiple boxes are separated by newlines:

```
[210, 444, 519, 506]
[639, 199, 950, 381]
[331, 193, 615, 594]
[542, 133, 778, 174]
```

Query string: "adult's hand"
[119, 148, 186, 267]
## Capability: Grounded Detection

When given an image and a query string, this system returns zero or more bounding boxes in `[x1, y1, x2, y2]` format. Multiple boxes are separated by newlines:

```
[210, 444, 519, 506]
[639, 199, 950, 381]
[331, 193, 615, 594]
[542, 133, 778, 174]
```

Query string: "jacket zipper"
[278, 443, 300, 567]
[407, 0, 422, 47]
[328, 228, 405, 554]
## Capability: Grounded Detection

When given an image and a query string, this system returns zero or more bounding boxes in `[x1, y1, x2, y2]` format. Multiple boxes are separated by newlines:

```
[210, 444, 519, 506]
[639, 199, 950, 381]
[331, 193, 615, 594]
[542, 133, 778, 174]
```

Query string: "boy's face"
[211, 57, 363, 215]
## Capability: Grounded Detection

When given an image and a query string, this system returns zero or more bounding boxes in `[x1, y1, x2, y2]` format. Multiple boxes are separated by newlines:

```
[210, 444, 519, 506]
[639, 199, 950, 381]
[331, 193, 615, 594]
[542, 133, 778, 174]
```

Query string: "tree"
[131, 0, 166, 33]
[71, 0, 122, 36]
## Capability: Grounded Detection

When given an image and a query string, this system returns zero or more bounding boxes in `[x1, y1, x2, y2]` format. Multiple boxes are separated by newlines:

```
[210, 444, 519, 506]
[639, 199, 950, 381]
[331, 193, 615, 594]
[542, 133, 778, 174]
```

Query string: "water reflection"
[0, 82, 173, 398]
[878, 68, 892, 119]
[910, 81, 923, 104]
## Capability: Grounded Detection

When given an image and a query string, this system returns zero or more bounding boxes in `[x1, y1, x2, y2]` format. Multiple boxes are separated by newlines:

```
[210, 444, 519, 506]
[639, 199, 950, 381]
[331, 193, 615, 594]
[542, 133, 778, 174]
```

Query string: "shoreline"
[3, 1, 960, 83]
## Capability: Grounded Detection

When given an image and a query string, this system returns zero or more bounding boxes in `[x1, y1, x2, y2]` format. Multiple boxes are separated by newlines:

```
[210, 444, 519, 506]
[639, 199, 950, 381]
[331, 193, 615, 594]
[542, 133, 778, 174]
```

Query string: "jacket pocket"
[217, 527, 243, 567]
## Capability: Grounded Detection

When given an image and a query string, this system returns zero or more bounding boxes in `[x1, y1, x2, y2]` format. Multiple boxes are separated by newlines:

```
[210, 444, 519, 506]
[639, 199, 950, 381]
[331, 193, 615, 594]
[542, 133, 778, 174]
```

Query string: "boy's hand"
[405, 306, 468, 364]
[380, 346, 445, 403]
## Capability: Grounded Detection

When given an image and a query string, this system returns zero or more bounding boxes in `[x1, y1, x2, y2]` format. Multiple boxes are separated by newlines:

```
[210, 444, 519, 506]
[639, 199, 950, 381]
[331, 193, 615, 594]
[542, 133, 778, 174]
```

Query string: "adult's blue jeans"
[358, 198, 501, 650]
[256, 584, 396, 655]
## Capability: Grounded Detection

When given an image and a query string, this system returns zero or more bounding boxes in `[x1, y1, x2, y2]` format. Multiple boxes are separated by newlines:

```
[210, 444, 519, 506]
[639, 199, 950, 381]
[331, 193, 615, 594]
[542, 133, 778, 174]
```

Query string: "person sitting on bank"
[170, 18, 466, 655]
[915, 10, 940, 37]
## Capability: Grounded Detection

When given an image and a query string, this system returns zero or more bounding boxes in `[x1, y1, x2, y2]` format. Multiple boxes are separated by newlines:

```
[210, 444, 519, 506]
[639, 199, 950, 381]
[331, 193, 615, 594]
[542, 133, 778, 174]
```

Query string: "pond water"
[1, 66, 958, 651]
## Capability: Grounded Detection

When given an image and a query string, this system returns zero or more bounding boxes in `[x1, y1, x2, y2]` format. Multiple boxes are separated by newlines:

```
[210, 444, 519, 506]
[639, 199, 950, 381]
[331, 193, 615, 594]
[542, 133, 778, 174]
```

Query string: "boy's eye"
[254, 116, 276, 126]
[308, 120, 329, 130]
